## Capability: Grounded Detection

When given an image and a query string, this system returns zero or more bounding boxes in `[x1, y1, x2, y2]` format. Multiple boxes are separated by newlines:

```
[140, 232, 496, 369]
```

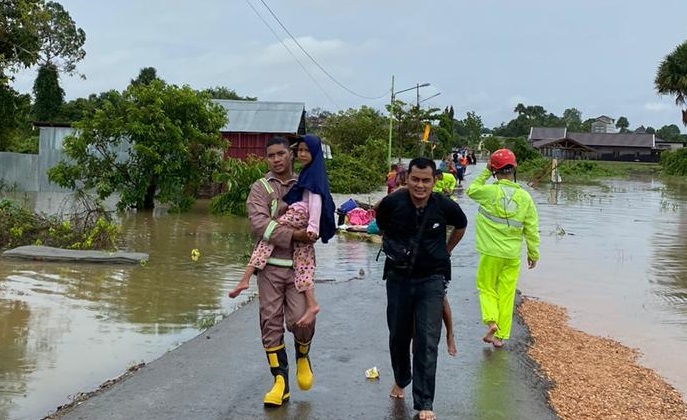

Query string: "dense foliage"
[328, 137, 387, 194]
[0, 194, 119, 250]
[48, 80, 227, 212]
[1, 0, 85, 150]
[660, 148, 687, 176]
[209, 157, 268, 216]
[32, 63, 64, 121]
[655, 40, 687, 126]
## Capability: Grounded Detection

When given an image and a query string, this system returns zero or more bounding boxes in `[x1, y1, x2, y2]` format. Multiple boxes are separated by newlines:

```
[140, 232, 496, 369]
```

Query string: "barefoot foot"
[419, 410, 436, 420]
[492, 338, 504, 348]
[482, 322, 498, 344]
[296, 305, 320, 326]
[447, 335, 457, 357]
[389, 383, 404, 399]
[228, 282, 249, 298]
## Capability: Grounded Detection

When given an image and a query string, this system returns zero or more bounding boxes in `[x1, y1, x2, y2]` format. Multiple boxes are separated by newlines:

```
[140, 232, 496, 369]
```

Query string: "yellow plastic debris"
[365, 366, 379, 379]
[191, 248, 200, 261]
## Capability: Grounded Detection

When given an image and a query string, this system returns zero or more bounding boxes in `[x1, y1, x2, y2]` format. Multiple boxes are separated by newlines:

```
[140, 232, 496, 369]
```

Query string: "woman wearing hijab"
[230, 134, 335, 327]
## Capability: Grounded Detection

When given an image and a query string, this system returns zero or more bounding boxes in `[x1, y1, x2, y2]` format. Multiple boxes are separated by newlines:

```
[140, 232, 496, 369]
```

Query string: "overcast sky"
[10, 0, 687, 130]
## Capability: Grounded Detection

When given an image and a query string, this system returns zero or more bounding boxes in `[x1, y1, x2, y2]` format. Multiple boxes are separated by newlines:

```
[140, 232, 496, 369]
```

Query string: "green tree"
[463, 111, 483, 146]
[130, 67, 160, 86]
[0, 0, 44, 82]
[493, 104, 561, 137]
[35, 1, 86, 75]
[320, 106, 388, 155]
[432, 106, 454, 157]
[389, 101, 440, 157]
[504, 137, 541, 164]
[0, 85, 32, 151]
[48, 80, 228, 211]
[655, 40, 687, 126]
[616, 116, 630, 133]
[656, 124, 682, 141]
[482, 137, 503, 153]
[305, 107, 332, 134]
[32, 62, 64, 121]
[646, 126, 656, 134]
[562, 108, 583, 131]
[580, 118, 595, 133]
[59, 90, 120, 122]
[30, 1, 85, 121]
[202, 86, 257, 101]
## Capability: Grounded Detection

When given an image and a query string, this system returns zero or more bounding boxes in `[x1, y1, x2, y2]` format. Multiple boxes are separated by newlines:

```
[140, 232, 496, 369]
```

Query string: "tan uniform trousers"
[257, 263, 315, 348]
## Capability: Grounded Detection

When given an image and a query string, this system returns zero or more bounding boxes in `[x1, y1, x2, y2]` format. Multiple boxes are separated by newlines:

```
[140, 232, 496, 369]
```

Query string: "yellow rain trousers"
[466, 168, 540, 340]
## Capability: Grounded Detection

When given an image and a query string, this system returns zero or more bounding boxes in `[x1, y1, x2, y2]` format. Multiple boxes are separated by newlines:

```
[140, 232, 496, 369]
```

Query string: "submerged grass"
[519, 158, 662, 186]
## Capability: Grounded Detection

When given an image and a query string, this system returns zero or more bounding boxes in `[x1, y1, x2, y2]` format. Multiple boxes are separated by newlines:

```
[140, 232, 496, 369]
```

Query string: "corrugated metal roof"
[530, 126, 667, 149]
[212, 100, 305, 133]
[568, 132, 655, 148]
[529, 127, 567, 140]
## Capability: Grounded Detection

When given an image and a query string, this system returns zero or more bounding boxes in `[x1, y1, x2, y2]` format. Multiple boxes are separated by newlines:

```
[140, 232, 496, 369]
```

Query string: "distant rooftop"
[212, 100, 305, 133]
[529, 126, 665, 148]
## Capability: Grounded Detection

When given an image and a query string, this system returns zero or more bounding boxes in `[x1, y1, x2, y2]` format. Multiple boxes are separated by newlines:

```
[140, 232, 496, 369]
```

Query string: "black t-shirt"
[376, 190, 468, 279]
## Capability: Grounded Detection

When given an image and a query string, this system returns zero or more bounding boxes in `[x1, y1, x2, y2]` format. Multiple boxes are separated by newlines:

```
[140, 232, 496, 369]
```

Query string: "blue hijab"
[284, 134, 336, 243]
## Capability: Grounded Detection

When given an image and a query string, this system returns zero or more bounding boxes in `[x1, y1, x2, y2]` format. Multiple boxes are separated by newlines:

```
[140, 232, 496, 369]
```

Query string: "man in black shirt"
[376, 157, 468, 420]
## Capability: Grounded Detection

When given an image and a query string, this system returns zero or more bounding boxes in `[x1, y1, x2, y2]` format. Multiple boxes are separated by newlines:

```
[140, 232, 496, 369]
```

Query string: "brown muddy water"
[525, 177, 687, 400]
[1, 171, 686, 419]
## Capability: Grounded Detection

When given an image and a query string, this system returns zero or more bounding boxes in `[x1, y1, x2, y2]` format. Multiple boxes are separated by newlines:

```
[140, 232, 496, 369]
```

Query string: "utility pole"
[388, 75, 395, 165]
[416, 83, 420, 108]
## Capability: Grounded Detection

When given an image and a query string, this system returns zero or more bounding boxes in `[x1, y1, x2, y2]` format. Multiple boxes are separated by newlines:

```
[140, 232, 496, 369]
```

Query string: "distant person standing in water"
[465, 148, 540, 348]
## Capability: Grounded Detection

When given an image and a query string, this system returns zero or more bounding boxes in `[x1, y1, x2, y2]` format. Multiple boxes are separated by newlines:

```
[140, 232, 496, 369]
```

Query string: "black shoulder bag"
[376, 204, 430, 273]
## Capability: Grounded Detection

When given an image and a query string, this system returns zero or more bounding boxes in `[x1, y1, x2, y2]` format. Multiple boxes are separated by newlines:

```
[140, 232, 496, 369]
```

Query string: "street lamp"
[388, 76, 430, 165]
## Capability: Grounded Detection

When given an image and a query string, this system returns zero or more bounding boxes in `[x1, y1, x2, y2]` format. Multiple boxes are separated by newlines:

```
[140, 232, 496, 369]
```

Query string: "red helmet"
[490, 148, 517, 170]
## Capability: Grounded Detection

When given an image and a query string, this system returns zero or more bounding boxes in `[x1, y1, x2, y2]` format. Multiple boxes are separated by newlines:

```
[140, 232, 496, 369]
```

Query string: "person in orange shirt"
[386, 164, 399, 194]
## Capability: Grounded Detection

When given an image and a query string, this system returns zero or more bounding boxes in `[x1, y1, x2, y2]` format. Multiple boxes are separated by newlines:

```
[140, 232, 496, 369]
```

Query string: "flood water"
[525, 177, 687, 399]
[1, 169, 687, 419]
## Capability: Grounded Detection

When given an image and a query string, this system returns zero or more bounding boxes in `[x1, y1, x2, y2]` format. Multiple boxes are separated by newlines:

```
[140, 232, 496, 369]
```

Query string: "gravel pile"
[519, 298, 687, 420]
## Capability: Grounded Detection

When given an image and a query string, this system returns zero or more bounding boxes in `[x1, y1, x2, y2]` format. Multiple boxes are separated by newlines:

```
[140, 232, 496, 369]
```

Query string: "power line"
[257, 0, 388, 100]
[243, 0, 339, 108]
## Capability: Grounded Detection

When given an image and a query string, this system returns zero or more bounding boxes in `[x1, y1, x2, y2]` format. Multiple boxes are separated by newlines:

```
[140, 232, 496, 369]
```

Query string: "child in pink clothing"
[229, 135, 336, 327]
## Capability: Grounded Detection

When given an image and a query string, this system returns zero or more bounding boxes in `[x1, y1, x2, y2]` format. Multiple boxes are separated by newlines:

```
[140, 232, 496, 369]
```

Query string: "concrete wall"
[0, 127, 74, 192]
[0, 152, 39, 191]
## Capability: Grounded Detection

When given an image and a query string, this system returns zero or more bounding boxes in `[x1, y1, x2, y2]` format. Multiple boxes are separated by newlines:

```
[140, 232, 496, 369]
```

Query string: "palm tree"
[655, 40, 687, 126]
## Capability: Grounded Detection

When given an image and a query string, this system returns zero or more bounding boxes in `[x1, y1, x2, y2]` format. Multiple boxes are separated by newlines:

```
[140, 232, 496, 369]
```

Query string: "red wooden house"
[212, 100, 306, 159]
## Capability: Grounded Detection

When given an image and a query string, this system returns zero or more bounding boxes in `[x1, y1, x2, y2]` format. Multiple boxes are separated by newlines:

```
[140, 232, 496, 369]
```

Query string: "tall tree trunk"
[143, 175, 158, 210]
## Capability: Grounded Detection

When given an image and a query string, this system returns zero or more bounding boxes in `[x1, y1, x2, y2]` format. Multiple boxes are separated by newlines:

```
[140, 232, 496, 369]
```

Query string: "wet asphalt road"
[54, 272, 557, 420]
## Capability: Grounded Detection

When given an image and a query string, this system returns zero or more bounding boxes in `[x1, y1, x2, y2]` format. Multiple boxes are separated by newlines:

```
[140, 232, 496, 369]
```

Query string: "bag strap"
[407, 200, 431, 271]
[376, 194, 433, 272]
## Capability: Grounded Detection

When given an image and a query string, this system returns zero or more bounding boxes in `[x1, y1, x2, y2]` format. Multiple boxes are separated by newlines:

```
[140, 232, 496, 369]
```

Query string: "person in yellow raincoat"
[465, 148, 540, 348]
[432, 170, 457, 196]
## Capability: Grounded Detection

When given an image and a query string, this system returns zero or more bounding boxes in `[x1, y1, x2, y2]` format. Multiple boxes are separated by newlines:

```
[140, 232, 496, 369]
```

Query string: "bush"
[661, 148, 687, 176]
[0, 194, 119, 251]
[210, 156, 268, 216]
[504, 137, 542, 164]
[328, 137, 387, 194]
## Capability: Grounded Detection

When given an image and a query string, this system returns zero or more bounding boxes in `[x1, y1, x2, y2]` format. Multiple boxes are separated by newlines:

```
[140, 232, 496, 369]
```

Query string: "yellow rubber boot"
[295, 340, 313, 391]
[264, 375, 289, 406]
[263, 344, 290, 406]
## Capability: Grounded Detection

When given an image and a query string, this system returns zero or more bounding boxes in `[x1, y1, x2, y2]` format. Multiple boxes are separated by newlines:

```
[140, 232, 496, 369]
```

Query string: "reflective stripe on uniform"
[258, 178, 274, 194]
[478, 206, 523, 228]
[263, 220, 278, 241]
[266, 257, 293, 267]
[258, 178, 278, 218]
[258, 177, 292, 267]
